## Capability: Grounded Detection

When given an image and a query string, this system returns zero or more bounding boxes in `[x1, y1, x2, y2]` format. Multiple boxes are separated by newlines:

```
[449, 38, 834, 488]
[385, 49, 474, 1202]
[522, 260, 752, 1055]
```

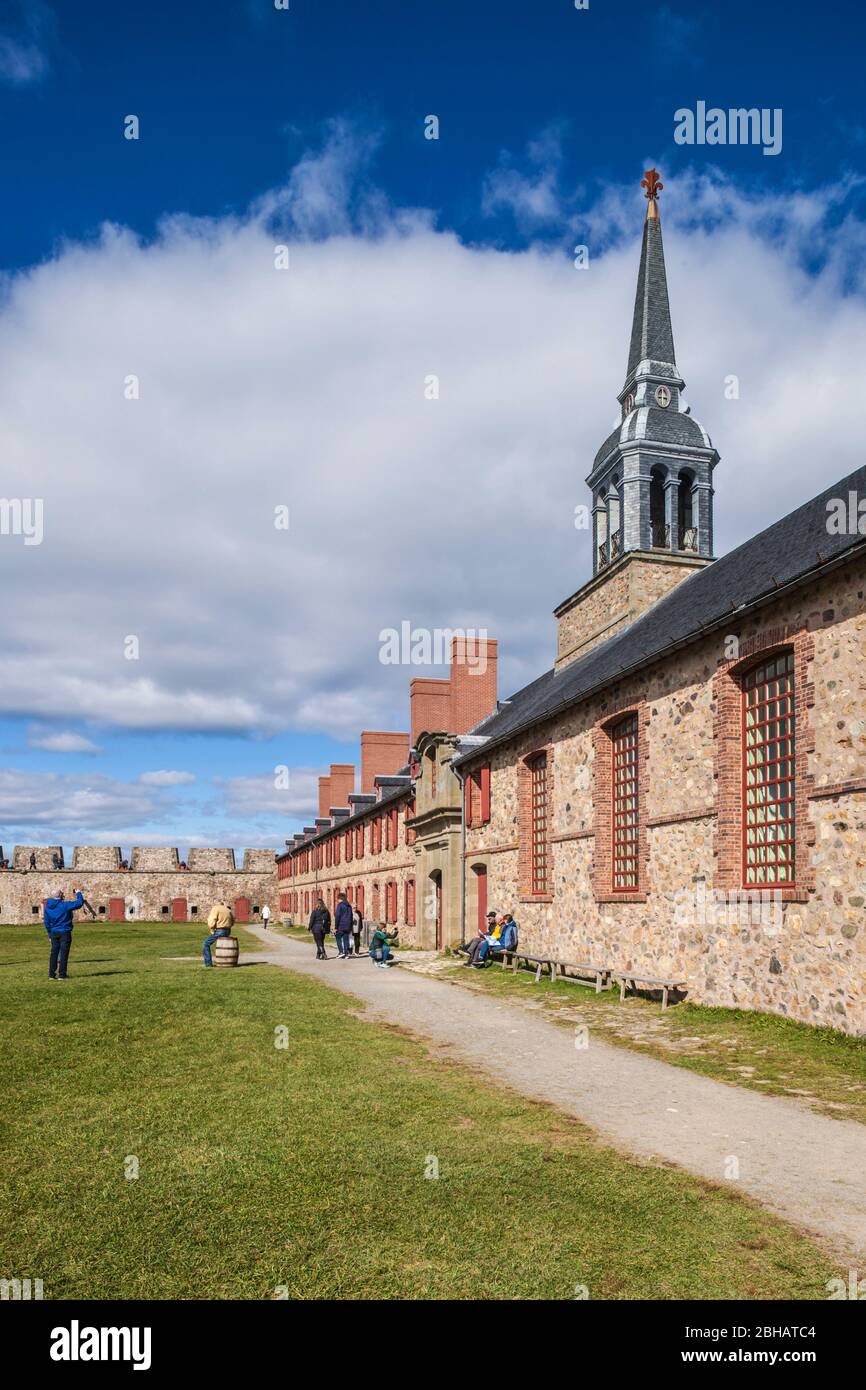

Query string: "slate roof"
[593, 405, 711, 471]
[277, 777, 412, 861]
[626, 212, 677, 385]
[454, 464, 866, 768]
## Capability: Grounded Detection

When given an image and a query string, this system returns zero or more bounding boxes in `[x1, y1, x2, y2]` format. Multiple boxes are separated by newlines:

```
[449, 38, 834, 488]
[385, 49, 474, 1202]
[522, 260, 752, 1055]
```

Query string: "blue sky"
[4, 0, 866, 270]
[1, 0, 865, 854]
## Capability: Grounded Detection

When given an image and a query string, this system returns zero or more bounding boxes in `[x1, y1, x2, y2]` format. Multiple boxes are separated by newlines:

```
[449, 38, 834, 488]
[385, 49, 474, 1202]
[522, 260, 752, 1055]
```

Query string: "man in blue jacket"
[333, 892, 354, 959]
[44, 888, 87, 980]
[475, 912, 518, 966]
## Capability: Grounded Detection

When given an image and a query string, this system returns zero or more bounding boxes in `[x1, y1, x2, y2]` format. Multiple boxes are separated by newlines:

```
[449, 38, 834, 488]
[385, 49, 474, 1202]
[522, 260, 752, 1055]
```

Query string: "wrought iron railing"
[680, 526, 698, 552]
[651, 522, 670, 548]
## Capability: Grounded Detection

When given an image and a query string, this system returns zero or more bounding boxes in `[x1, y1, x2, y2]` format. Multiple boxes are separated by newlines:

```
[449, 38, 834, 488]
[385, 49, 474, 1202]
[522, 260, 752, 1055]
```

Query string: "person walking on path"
[308, 895, 331, 959]
[351, 902, 363, 957]
[202, 901, 234, 968]
[261, 904, 271, 929]
[44, 888, 87, 979]
[334, 892, 353, 959]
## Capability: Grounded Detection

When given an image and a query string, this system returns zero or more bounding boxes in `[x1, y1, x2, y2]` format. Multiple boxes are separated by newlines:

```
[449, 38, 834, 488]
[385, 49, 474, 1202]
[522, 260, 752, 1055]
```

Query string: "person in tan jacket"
[202, 901, 234, 968]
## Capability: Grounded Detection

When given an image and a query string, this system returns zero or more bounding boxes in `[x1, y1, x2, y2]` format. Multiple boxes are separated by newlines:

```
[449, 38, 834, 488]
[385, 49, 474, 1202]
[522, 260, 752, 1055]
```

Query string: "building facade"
[282, 170, 866, 1037]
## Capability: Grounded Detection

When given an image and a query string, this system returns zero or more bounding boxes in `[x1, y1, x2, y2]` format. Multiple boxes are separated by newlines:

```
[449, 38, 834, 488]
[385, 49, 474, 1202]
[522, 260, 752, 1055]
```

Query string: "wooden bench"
[553, 961, 611, 994]
[507, 951, 556, 982]
[611, 971, 685, 1011]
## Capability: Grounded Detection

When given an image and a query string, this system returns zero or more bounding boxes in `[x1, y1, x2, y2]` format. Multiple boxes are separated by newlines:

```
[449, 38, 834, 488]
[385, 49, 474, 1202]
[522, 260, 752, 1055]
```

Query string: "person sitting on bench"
[463, 911, 497, 966]
[475, 912, 518, 966]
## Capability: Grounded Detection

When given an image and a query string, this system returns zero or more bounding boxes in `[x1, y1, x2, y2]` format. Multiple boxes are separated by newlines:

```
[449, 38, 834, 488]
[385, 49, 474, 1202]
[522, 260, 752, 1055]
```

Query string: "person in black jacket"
[333, 892, 353, 959]
[308, 895, 331, 959]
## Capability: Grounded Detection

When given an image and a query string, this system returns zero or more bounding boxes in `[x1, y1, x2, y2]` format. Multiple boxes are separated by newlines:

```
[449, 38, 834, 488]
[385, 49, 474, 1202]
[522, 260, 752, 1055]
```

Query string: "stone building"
[0, 846, 275, 926]
[276, 637, 499, 948]
[453, 174, 866, 1034]
[281, 170, 866, 1036]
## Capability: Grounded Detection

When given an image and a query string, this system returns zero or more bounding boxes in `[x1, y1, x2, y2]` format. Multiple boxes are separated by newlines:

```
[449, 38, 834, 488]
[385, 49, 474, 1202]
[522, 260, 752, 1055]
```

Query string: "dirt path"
[247, 927, 866, 1262]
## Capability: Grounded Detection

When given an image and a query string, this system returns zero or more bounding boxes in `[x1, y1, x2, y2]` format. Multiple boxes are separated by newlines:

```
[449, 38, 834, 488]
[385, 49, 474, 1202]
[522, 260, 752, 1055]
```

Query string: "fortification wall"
[0, 846, 276, 926]
[72, 846, 121, 870]
[13, 846, 64, 870]
[188, 848, 235, 871]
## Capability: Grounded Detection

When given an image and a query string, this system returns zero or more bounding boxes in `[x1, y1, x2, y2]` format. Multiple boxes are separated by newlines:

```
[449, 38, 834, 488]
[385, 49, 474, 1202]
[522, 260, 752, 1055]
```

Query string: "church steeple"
[624, 169, 677, 393]
[586, 169, 718, 578]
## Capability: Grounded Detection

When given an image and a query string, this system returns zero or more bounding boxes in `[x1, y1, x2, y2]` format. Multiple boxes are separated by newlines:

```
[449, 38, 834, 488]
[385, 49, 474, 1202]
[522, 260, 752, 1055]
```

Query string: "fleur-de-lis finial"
[641, 168, 663, 201]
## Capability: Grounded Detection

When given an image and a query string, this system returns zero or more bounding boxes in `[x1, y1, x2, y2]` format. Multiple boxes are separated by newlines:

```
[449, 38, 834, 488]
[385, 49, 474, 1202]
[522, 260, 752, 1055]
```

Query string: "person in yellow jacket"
[202, 901, 234, 968]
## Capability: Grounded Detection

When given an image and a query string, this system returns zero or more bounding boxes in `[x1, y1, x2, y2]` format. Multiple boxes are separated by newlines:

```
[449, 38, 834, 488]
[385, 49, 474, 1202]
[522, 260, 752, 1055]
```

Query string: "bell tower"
[555, 170, 719, 671]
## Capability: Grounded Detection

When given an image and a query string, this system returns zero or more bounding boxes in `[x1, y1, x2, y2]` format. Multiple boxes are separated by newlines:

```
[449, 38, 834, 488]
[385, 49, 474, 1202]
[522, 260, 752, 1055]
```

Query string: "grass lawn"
[434, 955, 866, 1124]
[0, 922, 841, 1300]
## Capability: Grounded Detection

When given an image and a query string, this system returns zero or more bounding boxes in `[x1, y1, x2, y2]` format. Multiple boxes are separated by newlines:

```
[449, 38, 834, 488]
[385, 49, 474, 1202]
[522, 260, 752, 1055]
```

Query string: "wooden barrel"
[213, 935, 239, 968]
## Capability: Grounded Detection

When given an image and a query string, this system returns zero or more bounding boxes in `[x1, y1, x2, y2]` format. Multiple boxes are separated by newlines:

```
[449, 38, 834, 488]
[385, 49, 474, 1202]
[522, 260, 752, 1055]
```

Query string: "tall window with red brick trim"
[743, 651, 795, 887]
[355, 824, 364, 858]
[404, 878, 415, 925]
[529, 752, 548, 895]
[612, 714, 639, 891]
[356, 883, 364, 915]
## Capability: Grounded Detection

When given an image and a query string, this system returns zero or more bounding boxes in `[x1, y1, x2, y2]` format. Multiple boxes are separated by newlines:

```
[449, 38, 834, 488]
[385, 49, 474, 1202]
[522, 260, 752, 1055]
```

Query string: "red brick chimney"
[317, 776, 332, 819]
[328, 763, 355, 810]
[360, 732, 410, 792]
[448, 635, 498, 733]
[409, 677, 451, 745]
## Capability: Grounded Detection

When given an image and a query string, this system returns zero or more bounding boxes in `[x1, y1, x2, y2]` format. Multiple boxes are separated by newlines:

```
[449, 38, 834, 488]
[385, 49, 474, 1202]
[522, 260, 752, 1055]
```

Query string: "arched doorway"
[429, 870, 442, 950]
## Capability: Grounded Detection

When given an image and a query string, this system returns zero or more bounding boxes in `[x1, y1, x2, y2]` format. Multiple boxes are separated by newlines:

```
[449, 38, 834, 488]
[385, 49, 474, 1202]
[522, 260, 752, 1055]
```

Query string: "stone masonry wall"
[0, 847, 275, 925]
[467, 557, 866, 1034]
[279, 794, 430, 946]
[555, 552, 708, 670]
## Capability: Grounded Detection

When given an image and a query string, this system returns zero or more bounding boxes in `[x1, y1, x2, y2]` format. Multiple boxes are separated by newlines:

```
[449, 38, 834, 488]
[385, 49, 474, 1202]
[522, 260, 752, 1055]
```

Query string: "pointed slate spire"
[584, 169, 719, 578]
[624, 169, 677, 389]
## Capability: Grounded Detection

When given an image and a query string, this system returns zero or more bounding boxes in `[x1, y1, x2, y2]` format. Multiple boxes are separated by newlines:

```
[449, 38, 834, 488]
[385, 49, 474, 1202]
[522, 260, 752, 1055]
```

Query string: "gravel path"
[248, 928, 866, 1261]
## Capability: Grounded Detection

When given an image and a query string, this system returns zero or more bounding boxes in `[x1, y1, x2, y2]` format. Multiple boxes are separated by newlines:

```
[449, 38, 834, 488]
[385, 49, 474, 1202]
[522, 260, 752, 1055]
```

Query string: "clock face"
[623, 394, 635, 417]
[655, 384, 672, 408]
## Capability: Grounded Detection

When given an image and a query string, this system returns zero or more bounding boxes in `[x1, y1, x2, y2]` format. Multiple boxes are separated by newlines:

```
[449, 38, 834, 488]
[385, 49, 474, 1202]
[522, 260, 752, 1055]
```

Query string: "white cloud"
[27, 728, 102, 754]
[1, 125, 865, 771]
[0, 768, 166, 834]
[139, 770, 196, 787]
[482, 124, 568, 232]
[217, 770, 320, 821]
[0, 1, 53, 86]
